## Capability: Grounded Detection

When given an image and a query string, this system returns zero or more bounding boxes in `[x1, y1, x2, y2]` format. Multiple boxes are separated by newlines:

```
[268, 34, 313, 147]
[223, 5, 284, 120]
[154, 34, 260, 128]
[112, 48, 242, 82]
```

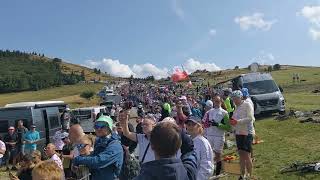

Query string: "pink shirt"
[51, 154, 63, 169]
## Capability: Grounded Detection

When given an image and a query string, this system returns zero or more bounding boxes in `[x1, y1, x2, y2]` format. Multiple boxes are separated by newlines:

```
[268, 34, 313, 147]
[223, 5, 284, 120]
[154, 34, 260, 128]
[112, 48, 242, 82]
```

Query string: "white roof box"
[5, 101, 65, 108]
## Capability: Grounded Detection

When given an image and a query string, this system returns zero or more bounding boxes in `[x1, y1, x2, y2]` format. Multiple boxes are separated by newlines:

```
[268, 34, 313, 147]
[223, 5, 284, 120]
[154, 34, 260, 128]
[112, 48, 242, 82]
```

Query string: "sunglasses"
[94, 123, 107, 129]
[77, 144, 89, 149]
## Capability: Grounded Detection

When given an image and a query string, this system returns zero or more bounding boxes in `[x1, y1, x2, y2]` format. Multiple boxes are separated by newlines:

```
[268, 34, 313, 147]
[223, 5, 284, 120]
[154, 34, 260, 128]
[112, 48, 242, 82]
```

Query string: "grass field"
[0, 83, 104, 108]
[0, 65, 319, 179]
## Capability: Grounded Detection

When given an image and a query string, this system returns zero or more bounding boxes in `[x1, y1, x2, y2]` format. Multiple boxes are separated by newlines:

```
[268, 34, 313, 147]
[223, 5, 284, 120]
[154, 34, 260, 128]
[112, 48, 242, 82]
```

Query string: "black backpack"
[119, 145, 140, 180]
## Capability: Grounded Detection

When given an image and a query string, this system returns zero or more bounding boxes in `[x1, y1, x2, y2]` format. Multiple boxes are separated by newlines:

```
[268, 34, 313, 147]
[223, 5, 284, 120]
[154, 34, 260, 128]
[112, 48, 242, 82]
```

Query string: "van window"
[0, 120, 9, 133]
[49, 116, 60, 128]
[244, 80, 279, 95]
[72, 110, 92, 120]
[14, 119, 31, 129]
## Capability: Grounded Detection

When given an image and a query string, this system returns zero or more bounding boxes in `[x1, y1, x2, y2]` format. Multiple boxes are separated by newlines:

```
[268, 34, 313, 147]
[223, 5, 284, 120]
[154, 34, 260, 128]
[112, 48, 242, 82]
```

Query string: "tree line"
[0, 50, 85, 93]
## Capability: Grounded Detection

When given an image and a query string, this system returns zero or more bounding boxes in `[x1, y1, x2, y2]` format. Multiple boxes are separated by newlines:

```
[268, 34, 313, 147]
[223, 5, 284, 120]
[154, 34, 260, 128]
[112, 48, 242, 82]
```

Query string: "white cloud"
[234, 13, 277, 31]
[85, 59, 134, 78]
[209, 29, 217, 36]
[171, 0, 185, 21]
[298, 5, 320, 40]
[299, 6, 320, 27]
[309, 28, 320, 40]
[251, 51, 276, 65]
[183, 58, 221, 73]
[84, 58, 221, 79]
[132, 63, 169, 80]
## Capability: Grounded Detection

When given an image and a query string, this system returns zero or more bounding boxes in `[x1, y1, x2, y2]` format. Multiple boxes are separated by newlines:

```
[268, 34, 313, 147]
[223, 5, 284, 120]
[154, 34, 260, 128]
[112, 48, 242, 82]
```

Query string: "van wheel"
[279, 110, 286, 115]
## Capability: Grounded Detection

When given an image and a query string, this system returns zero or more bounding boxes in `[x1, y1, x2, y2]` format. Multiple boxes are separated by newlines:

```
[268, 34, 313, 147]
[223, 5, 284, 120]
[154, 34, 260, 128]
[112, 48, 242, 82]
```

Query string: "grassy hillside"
[60, 62, 114, 81]
[0, 83, 104, 108]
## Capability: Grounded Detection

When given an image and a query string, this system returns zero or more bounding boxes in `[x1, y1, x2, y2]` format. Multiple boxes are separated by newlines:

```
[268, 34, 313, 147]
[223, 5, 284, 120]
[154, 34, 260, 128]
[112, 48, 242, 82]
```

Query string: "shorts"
[236, 134, 253, 153]
[206, 135, 225, 154]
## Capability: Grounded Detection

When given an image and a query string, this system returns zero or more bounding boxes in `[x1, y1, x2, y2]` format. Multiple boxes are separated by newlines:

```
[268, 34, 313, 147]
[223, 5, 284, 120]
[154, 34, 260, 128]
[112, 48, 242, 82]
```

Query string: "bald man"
[69, 124, 86, 144]
[69, 124, 88, 158]
[45, 143, 63, 169]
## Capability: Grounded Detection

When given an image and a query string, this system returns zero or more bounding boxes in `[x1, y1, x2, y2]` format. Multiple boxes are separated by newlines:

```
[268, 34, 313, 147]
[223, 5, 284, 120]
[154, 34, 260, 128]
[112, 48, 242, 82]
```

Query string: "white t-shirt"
[137, 134, 155, 164]
[0, 140, 6, 158]
[193, 135, 214, 180]
[203, 107, 228, 137]
[232, 101, 255, 135]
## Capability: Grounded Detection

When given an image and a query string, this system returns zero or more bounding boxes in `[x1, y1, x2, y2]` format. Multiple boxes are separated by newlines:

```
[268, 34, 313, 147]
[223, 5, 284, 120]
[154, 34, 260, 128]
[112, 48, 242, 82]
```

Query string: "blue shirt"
[24, 130, 40, 150]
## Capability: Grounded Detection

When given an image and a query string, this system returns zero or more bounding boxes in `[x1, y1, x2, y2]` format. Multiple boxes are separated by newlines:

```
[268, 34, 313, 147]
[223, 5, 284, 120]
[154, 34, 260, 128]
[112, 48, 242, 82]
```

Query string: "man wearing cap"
[24, 124, 40, 155]
[185, 116, 214, 180]
[4, 126, 18, 170]
[73, 115, 123, 180]
[230, 90, 255, 179]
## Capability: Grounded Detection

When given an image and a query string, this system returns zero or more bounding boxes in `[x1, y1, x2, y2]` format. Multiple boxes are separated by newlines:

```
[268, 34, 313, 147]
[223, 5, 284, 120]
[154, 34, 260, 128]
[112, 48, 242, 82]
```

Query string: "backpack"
[119, 145, 140, 180]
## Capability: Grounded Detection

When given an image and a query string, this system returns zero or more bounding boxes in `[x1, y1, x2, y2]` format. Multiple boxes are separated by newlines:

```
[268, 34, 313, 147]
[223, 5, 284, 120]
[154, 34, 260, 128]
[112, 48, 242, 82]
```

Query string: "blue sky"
[1, 0, 319, 78]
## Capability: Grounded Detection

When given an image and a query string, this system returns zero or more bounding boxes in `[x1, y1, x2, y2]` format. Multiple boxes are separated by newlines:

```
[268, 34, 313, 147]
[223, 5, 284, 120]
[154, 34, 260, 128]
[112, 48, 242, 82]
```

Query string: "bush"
[80, 90, 95, 100]
[273, 64, 281, 71]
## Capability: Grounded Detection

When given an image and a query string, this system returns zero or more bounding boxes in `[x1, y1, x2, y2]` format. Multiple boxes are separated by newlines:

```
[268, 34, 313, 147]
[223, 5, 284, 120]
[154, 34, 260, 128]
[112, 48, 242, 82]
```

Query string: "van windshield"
[72, 110, 92, 120]
[244, 80, 279, 95]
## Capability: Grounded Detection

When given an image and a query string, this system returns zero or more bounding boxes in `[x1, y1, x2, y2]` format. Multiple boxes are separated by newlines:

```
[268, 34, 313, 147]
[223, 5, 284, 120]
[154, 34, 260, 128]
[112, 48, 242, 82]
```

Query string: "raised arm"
[119, 111, 137, 142]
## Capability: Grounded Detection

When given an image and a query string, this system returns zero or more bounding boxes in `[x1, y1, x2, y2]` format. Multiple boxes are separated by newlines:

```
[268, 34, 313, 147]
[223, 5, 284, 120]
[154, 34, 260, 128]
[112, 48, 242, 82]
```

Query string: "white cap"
[205, 100, 213, 108]
[179, 96, 187, 100]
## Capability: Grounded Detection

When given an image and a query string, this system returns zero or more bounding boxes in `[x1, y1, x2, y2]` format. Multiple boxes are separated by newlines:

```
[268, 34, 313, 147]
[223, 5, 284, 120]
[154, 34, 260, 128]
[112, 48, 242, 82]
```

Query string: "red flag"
[171, 69, 188, 82]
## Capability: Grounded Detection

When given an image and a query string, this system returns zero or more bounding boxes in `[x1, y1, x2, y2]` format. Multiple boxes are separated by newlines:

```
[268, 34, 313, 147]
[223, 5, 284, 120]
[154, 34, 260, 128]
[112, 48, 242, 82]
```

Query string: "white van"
[71, 106, 106, 133]
[0, 101, 66, 150]
[232, 73, 286, 115]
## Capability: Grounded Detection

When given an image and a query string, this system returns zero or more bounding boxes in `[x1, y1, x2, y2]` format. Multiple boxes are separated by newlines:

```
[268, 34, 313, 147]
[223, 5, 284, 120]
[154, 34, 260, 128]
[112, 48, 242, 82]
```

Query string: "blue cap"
[241, 88, 249, 97]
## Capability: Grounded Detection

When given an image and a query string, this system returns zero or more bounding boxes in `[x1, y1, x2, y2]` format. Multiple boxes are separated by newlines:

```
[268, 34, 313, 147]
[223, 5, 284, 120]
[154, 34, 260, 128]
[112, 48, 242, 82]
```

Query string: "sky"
[1, 0, 320, 79]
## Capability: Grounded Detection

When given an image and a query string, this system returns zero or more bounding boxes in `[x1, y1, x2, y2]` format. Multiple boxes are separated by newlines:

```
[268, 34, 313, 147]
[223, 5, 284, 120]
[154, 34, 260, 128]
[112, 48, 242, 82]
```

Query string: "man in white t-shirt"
[120, 112, 157, 164]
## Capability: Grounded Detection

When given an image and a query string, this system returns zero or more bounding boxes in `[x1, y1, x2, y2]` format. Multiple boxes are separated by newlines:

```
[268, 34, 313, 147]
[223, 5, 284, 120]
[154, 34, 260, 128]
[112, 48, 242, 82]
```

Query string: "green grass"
[0, 83, 104, 107]
[253, 118, 320, 180]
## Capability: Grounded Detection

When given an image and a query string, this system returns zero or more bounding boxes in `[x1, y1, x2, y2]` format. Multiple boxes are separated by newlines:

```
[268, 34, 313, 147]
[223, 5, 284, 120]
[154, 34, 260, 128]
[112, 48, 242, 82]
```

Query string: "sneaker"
[11, 166, 18, 170]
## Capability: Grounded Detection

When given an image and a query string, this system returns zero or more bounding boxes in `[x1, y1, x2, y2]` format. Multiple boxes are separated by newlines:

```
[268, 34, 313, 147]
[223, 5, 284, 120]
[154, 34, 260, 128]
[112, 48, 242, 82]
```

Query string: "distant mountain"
[0, 50, 114, 93]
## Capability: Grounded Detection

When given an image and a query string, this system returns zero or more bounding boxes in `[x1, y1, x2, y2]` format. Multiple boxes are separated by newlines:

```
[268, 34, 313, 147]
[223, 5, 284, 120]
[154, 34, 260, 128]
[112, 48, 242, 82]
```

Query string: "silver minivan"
[232, 73, 286, 115]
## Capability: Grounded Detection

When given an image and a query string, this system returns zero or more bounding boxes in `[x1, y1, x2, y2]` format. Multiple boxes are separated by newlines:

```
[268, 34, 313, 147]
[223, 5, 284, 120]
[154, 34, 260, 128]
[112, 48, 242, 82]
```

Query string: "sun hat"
[60, 132, 69, 140]
[179, 96, 187, 100]
[205, 100, 213, 108]
[231, 90, 243, 98]
[95, 115, 114, 131]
